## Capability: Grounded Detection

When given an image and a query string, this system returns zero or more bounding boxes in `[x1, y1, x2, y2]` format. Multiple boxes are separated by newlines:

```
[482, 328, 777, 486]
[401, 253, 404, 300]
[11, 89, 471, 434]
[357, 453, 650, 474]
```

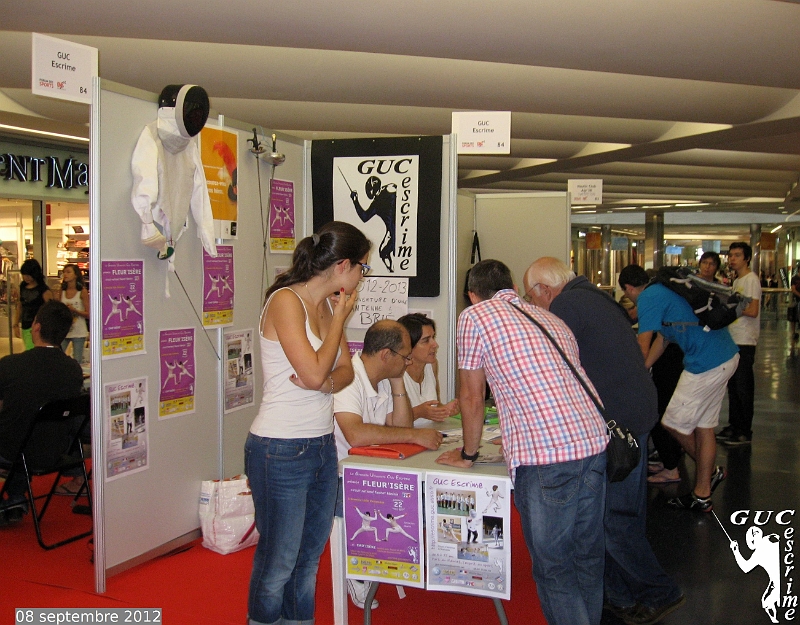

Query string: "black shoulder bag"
[509, 302, 640, 482]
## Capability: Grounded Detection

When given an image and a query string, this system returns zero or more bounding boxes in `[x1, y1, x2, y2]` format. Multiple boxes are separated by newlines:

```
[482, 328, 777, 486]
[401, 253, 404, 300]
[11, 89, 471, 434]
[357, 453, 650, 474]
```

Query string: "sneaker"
[723, 434, 751, 446]
[603, 602, 638, 620]
[710, 466, 727, 494]
[666, 491, 712, 513]
[623, 595, 686, 625]
[715, 426, 733, 441]
[347, 579, 379, 609]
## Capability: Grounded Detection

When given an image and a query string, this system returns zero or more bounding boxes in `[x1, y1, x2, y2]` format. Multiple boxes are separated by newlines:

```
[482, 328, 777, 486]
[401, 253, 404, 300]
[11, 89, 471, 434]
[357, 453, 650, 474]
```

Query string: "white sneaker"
[347, 579, 379, 609]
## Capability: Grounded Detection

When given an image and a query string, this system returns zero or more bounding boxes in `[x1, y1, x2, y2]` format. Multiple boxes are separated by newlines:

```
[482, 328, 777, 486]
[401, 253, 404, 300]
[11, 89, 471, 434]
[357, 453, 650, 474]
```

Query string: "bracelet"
[461, 448, 480, 462]
[392, 392, 407, 397]
[326, 376, 334, 395]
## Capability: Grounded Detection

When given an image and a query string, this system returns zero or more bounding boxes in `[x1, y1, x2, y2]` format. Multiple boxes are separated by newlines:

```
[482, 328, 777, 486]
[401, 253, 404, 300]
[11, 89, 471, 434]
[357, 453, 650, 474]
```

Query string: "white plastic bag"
[199, 474, 259, 554]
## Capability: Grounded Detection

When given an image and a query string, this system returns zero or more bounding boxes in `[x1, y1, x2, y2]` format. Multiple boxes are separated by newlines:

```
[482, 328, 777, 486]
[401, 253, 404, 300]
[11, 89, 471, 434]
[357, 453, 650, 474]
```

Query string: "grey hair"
[528, 257, 575, 289]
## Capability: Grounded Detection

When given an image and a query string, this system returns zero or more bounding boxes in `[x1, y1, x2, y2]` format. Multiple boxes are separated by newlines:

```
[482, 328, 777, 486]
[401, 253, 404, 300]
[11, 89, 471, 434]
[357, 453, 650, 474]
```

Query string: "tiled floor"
[603, 319, 800, 625]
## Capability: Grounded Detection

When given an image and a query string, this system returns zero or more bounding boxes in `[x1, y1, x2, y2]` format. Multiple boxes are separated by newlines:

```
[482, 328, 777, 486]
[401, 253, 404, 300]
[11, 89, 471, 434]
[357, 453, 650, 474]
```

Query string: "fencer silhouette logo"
[716, 510, 796, 623]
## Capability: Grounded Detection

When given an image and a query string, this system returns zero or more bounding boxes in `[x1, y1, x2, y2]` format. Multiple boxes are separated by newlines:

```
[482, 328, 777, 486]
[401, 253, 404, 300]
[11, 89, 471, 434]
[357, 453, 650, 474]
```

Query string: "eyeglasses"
[522, 283, 544, 303]
[389, 348, 414, 363]
[359, 263, 371, 276]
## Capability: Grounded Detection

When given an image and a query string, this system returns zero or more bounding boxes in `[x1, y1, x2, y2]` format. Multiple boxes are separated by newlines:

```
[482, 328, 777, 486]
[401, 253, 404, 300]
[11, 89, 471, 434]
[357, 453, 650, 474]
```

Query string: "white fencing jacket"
[131, 107, 217, 271]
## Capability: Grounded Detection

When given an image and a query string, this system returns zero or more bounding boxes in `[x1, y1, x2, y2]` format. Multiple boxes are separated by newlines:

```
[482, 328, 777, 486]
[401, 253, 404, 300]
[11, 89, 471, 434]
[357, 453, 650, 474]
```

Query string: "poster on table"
[343, 466, 425, 588]
[158, 328, 196, 418]
[223, 328, 255, 413]
[425, 472, 512, 599]
[269, 179, 296, 252]
[104, 377, 149, 480]
[200, 126, 239, 239]
[101, 259, 145, 358]
[347, 276, 408, 330]
[311, 136, 442, 297]
[202, 244, 234, 327]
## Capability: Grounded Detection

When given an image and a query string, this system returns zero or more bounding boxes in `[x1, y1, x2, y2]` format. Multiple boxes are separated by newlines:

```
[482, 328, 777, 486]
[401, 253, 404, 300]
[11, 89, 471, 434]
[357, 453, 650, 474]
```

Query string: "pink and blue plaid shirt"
[457, 290, 608, 475]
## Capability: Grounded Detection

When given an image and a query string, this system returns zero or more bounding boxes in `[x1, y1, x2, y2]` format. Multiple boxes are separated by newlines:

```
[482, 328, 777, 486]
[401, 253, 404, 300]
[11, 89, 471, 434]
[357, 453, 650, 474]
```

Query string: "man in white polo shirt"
[333, 319, 442, 609]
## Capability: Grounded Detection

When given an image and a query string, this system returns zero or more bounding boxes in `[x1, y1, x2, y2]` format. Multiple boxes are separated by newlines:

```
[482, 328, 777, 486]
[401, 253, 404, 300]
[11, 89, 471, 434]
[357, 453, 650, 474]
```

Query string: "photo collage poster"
[104, 377, 149, 481]
[425, 472, 512, 599]
[343, 467, 425, 589]
[223, 327, 255, 413]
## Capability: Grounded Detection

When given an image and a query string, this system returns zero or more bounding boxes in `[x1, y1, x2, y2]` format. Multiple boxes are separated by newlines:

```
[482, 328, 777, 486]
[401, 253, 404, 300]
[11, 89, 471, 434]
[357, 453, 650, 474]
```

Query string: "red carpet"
[2, 479, 546, 625]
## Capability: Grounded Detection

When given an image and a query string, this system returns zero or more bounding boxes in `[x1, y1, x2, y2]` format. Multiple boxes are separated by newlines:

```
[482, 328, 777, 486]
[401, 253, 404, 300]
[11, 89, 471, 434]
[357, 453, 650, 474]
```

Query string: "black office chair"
[0, 394, 92, 549]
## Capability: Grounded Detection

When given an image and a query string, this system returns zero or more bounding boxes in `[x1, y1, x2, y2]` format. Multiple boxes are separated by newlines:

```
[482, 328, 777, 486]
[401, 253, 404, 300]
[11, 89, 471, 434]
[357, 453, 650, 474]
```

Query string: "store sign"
[0, 152, 88, 190]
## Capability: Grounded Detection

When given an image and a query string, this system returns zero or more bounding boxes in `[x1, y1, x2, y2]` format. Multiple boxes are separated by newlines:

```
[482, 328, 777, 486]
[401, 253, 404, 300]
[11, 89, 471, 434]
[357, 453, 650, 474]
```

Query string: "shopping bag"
[198, 474, 259, 554]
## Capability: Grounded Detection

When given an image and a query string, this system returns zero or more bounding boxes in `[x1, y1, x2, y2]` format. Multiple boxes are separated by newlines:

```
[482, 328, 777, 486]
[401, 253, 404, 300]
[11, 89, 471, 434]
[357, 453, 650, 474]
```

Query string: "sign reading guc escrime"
[452, 111, 511, 155]
[32, 33, 98, 104]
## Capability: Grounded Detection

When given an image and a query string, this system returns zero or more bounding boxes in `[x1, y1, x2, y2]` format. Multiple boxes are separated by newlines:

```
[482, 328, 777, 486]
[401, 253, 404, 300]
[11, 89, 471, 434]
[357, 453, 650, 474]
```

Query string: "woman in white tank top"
[60, 264, 90, 363]
[245, 221, 371, 625]
[397, 313, 459, 428]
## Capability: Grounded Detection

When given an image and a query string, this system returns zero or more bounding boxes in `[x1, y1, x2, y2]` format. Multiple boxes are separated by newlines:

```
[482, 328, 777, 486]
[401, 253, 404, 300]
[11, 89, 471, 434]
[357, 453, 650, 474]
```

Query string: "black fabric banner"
[311, 136, 443, 297]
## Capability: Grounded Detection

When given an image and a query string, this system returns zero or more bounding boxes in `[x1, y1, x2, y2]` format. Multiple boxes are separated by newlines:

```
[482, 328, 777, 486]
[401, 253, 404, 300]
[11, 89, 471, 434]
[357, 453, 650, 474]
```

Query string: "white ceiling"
[2, 0, 800, 219]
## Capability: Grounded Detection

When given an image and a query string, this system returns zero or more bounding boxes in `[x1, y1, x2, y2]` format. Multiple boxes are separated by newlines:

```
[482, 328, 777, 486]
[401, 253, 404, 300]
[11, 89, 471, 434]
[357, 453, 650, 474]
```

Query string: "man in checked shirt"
[437, 259, 608, 625]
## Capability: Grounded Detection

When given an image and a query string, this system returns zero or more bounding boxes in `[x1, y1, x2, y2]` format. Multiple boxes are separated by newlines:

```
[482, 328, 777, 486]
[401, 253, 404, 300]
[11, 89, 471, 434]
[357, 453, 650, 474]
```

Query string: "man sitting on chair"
[0, 300, 84, 526]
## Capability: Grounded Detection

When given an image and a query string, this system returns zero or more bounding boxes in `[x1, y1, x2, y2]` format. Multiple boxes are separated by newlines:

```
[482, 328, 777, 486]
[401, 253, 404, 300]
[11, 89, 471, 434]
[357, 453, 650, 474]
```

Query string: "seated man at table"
[0, 301, 84, 526]
[333, 319, 442, 608]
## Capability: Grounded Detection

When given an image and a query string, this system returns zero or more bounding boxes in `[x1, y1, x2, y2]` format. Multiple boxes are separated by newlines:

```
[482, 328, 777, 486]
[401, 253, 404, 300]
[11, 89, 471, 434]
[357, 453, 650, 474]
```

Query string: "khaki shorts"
[662, 353, 739, 435]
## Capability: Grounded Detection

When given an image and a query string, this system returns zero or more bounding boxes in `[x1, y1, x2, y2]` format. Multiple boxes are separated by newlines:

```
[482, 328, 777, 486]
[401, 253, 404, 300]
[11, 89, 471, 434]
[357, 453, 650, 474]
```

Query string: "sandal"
[666, 491, 713, 513]
[648, 469, 681, 484]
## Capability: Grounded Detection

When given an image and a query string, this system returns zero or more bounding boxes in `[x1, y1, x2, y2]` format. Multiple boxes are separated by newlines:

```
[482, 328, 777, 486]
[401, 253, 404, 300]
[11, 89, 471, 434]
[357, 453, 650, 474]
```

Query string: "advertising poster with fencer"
[425, 472, 512, 599]
[269, 179, 295, 252]
[311, 136, 442, 297]
[104, 377, 149, 480]
[223, 328, 255, 413]
[202, 244, 234, 327]
[158, 328, 196, 419]
[101, 259, 145, 358]
[343, 467, 425, 588]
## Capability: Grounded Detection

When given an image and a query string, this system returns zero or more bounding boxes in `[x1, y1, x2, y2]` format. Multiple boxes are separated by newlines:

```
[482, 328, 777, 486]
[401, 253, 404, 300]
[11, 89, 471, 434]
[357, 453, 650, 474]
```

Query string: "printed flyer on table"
[343, 467, 424, 588]
[425, 471, 512, 599]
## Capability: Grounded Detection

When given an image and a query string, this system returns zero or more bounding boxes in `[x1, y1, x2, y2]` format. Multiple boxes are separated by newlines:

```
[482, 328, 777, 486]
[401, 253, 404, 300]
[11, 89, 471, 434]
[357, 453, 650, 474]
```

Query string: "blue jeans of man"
[604, 432, 682, 609]
[514, 452, 607, 625]
[245, 432, 338, 625]
[727, 345, 756, 438]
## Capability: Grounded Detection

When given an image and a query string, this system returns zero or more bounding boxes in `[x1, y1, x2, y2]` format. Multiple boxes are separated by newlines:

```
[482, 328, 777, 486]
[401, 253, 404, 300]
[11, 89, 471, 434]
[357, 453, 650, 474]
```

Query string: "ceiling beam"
[460, 116, 800, 188]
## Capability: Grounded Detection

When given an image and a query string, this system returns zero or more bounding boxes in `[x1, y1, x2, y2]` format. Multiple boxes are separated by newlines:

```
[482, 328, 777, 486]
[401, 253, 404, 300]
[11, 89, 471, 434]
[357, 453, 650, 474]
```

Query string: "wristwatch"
[461, 448, 479, 462]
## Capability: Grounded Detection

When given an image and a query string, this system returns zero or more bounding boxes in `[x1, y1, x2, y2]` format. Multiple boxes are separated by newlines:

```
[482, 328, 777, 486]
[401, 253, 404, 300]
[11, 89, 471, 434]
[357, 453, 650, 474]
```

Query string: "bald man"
[524, 257, 684, 625]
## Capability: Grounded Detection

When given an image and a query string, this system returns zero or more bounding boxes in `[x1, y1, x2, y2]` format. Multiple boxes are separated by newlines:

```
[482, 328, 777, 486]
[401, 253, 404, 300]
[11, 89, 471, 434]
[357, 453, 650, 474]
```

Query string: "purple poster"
[269, 179, 295, 253]
[343, 467, 424, 588]
[101, 260, 145, 358]
[202, 245, 234, 327]
[158, 328, 196, 418]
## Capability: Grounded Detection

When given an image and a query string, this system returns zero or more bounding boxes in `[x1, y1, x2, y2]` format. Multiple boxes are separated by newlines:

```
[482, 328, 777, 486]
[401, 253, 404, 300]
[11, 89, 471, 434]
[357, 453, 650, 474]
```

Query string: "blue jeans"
[514, 452, 607, 625]
[604, 433, 682, 609]
[245, 432, 338, 625]
[62, 337, 86, 363]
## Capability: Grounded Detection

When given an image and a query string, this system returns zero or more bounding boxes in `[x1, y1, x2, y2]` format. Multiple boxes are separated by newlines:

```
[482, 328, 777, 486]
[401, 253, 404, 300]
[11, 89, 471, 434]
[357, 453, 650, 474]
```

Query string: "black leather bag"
[509, 303, 640, 482]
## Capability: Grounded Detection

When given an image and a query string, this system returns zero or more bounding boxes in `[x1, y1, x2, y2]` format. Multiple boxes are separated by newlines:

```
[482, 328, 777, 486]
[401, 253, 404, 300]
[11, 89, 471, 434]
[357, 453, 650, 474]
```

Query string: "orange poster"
[200, 126, 238, 223]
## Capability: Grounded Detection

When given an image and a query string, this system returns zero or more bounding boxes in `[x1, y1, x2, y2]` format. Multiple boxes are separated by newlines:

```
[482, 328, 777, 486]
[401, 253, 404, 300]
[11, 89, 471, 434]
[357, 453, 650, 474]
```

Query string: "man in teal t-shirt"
[619, 265, 739, 513]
